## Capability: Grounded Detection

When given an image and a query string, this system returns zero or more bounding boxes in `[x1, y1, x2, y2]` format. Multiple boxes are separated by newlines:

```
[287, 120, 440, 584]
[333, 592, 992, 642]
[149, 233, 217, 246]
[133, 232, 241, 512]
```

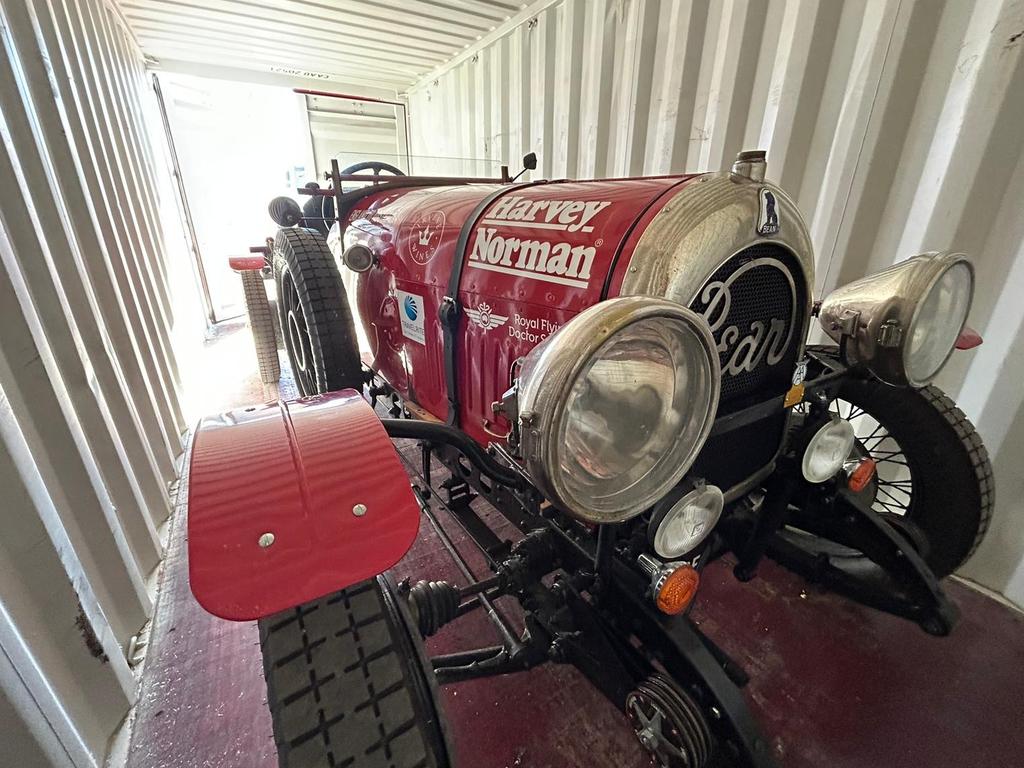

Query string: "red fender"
[187, 390, 420, 620]
[228, 255, 265, 271]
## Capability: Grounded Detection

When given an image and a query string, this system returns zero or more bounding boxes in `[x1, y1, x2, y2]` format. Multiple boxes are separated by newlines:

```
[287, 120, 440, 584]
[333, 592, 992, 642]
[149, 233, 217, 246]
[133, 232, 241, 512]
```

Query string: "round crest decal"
[408, 210, 445, 264]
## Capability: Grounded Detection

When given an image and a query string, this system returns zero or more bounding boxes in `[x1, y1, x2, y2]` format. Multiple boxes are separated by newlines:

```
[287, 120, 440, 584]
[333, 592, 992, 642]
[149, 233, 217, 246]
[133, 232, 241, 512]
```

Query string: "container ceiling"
[117, 0, 523, 91]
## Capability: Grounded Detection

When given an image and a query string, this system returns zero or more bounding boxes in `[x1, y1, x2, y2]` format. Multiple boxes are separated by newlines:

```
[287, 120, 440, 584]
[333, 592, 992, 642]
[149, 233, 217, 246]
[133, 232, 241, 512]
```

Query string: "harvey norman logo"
[467, 196, 612, 289]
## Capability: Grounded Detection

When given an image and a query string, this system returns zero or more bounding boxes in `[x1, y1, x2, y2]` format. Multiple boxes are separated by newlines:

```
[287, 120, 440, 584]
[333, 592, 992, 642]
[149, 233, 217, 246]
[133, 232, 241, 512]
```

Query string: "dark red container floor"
[128, 339, 1024, 767]
[127, 437, 1024, 768]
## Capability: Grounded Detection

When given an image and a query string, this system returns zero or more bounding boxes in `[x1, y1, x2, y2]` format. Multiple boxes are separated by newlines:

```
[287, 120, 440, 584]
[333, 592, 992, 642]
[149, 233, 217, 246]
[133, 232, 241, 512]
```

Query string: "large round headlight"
[818, 252, 974, 387]
[517, 297, 720, 524]
[905, 261, 972, 383]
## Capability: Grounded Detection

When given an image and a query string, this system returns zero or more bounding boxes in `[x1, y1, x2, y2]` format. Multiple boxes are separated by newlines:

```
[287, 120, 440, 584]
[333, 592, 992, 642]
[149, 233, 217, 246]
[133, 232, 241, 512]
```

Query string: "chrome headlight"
[818, 252, 973, 387]
[517, 297, 721, 524]
[649, 482, 724, 559]
[801, 418, 856, 483]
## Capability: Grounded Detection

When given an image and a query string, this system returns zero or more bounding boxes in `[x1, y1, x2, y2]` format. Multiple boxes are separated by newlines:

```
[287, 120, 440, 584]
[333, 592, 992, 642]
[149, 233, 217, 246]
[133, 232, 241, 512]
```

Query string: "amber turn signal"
[847, 457, 877, 493]
[655, 565, 700, 615]
[638, 554, 700, 615]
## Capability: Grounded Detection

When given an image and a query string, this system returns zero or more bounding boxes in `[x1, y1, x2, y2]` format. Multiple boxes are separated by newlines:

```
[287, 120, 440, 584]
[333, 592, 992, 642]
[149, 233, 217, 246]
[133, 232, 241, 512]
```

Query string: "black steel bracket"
[771, 489, 959, 635]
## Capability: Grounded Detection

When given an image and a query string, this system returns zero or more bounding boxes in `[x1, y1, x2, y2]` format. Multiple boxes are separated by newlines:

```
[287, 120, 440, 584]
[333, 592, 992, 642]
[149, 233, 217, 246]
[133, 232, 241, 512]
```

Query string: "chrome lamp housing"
[515, 297, 721, 524]
[818, 252, 974, 388]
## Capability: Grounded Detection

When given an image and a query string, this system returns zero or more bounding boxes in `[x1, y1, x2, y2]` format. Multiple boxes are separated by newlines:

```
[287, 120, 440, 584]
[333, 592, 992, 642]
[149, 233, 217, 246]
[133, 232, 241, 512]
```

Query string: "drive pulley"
[626, 674, 713, 767]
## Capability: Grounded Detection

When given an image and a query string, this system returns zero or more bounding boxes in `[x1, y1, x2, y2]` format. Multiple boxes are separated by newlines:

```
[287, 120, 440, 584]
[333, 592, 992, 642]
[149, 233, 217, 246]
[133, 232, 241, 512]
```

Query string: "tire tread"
[918, 384, 994, 559]
[240, 269, 281, 384]
[259, 579, 441, 768]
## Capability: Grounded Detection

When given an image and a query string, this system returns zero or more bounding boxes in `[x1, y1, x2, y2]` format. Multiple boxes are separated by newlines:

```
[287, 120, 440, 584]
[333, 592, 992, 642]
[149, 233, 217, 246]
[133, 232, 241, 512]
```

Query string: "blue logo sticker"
[403, 295, 418, 321]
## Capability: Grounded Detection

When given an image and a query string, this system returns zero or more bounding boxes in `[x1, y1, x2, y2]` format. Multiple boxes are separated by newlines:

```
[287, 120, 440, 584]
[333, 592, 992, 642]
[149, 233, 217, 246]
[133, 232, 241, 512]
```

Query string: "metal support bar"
[438, 478, 507, 564]
[419, 441, 433, 500]
[412, 488, 523, 653]
[734, 460, 798, 581]
[302, 173, 508, 188]
[455, 591, 500, 618]
[460, 574, 504, 598]
[329, 158, 344, 232]
[594, 524, 616, 595]
[431, 646, 506, 669]
[432, 649, 530, 684]
[382, 418, 527, 489]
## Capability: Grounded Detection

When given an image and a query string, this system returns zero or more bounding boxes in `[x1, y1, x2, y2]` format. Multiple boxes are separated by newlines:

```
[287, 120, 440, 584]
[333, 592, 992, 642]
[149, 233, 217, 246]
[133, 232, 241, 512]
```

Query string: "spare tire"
[239, 269, 280, 385]
[273, 227, 362, 396]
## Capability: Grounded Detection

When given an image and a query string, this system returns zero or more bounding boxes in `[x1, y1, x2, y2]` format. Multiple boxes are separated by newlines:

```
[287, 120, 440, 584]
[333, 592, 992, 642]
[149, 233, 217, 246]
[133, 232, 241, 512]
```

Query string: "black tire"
[301, 194, 335, 237]
[240, 269, 281, 385]
[259, 577, 452, 768]
[833, 377, 993, 577]
[273, 228, 362, 396]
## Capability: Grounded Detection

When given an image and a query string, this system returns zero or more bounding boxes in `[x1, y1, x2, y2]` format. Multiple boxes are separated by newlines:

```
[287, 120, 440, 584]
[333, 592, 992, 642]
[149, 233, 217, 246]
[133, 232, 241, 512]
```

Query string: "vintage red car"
[187, 151, 992, 768]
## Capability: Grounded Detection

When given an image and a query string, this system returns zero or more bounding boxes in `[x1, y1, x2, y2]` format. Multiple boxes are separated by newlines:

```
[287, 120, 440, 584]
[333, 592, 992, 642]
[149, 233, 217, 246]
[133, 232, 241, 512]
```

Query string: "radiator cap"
[731, 150, 767, 182]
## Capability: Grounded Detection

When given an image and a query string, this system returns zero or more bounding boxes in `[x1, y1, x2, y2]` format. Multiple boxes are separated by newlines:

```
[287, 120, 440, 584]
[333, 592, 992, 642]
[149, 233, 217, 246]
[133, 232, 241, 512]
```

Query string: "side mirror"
[522, 152, 538, 171]
[268, 196, 302, 227]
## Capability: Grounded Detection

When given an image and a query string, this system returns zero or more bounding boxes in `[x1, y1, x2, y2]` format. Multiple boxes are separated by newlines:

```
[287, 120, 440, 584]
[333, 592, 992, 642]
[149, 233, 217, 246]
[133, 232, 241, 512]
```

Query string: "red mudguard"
[227, 255, 265, 271]
[187, 390, 420, 620]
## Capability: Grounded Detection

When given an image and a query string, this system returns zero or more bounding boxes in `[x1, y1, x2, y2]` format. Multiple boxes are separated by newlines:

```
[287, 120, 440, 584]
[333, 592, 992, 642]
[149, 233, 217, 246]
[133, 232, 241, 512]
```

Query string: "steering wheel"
[336, 161, 405, 194]
[339, 160, 406, 178]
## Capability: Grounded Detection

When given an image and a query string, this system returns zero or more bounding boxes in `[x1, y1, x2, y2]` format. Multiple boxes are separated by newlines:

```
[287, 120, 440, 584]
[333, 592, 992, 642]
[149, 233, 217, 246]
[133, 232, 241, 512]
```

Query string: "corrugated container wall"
[408, 0, 1024, 603]
[0, 0, 184, 765]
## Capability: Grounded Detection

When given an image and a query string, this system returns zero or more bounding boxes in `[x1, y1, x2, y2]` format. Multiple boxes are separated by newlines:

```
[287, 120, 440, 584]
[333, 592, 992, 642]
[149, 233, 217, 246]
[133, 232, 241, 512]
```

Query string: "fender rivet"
[258, 532, 275, 548]
[353, 503, 367, 517]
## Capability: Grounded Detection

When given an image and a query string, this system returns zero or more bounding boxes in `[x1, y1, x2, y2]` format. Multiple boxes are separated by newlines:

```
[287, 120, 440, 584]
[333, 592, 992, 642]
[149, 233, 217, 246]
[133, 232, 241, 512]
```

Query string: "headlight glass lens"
[652, 484, 724, 559]
[801, 418, 856, 483]
[905, 262, 972, 384]
[556, 316, 717, 518]
[517, 297, 720, 523]
[817, 252, 974, 387]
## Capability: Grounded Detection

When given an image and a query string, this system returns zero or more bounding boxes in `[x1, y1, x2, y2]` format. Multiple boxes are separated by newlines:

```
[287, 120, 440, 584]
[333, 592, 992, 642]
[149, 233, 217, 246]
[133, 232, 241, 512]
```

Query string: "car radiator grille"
[688, 243, 808, 490]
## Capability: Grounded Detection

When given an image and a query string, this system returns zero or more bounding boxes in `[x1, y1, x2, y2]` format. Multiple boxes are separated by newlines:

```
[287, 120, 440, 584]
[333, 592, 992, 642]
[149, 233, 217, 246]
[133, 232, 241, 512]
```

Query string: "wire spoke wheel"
[829, 397, 912, 517]
[819, 376, 993, 577]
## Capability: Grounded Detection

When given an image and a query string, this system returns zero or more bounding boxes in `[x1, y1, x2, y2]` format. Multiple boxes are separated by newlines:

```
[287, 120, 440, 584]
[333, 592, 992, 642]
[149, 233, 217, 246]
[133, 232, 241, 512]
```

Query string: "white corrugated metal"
[1, 5, 1018, 766]
[1, 0, 184, 764]
[119, 0, 525, 90]
[305, 93, 404, 174]
[406, 0, 1024, 604]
